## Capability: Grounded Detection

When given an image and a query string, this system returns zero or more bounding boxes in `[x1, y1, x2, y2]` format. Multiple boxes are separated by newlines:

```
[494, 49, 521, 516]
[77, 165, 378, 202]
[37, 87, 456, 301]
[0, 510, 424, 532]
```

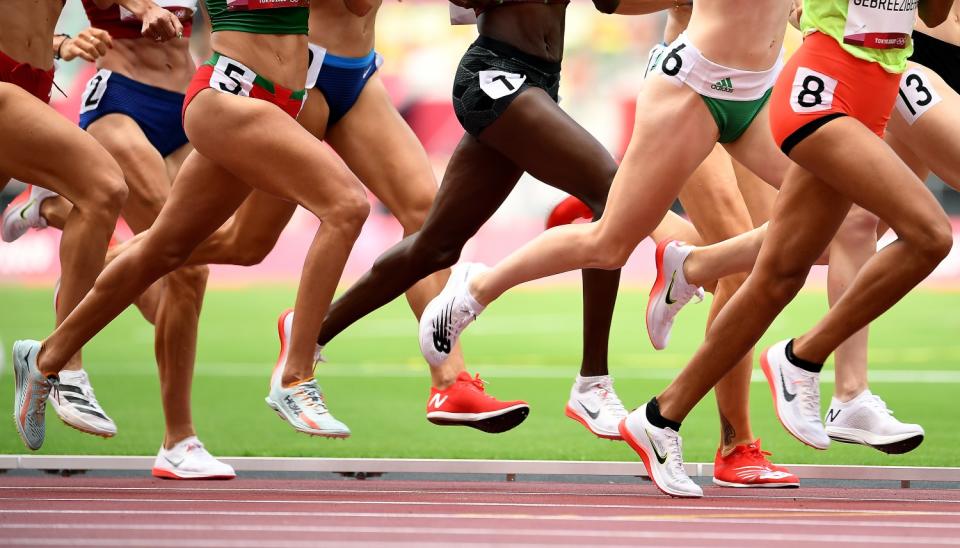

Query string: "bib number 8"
[790, 67, 837, 114]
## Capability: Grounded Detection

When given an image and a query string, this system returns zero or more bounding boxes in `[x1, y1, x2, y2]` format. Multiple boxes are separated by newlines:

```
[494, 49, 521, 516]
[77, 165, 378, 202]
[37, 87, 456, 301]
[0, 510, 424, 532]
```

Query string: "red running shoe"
[712, 439, 799, 488]
[545, 196, 593, 229]
[426, 371, 529, 433]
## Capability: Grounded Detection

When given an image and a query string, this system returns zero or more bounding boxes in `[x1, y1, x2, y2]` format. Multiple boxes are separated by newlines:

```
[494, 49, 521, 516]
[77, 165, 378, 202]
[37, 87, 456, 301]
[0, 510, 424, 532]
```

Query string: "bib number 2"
[790, 67, 837, 113]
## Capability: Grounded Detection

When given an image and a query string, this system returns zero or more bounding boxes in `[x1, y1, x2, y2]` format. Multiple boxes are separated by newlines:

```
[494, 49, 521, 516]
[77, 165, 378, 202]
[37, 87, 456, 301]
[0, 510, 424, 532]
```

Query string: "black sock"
[785, 339, 824, 373]
[645, 397, 682, 432]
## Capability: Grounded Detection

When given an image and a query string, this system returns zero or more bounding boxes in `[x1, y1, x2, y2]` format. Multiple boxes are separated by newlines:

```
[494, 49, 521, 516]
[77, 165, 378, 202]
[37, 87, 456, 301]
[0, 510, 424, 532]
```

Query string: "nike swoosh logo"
[20, 200, 35, 220]
[164, 454, 185, 468]
[665, 271, 677, 305]
[578, 401, 600, 420]
[646, 429, 668, 464]
[780, 370, 797, 402]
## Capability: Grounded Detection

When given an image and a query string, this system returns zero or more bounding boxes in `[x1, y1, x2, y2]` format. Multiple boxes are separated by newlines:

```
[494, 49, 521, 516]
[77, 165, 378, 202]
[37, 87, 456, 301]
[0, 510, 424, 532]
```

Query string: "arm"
[55, 28, 114, 62]
[788, 0, 802, 30]
[593, 0, 691, 15]
[343, 0, 375, 16]
[918, 0, 954, 27]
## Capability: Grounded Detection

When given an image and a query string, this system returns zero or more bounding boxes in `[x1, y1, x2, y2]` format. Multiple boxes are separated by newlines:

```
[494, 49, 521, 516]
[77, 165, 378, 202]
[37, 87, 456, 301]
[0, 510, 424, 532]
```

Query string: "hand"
[788, 0, 803, 30]
[59, 28, 114, 62]
[139, 4, 184, 42]
[343, 0, 375, 16]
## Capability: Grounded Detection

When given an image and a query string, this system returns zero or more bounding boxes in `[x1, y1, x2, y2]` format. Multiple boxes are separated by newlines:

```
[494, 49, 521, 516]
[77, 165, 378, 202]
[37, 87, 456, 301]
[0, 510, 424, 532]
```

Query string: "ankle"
[833, 385, 868, 403]
[164, 430, 197, 450]
[468, 273, 492, 307]
[681, 250, 701, 287]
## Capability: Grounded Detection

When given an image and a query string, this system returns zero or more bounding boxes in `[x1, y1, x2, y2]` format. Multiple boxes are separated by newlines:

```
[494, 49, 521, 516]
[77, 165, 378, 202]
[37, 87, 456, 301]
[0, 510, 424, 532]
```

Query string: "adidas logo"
[711, 77, 734, 93]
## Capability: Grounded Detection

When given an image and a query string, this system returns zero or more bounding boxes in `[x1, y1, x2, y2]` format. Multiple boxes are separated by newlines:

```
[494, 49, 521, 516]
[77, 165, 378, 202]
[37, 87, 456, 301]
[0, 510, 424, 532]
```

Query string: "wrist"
[54, 34, 71, 60]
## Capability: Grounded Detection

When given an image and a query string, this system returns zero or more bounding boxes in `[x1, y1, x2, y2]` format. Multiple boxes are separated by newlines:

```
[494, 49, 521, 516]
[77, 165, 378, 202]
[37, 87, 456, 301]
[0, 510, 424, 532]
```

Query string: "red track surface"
[1, 476, 959, 547]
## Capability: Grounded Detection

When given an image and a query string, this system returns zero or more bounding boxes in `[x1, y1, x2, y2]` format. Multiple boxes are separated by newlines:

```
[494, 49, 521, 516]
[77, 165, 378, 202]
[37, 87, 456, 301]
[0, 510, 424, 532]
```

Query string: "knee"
[754, 263, 809, 306]
[168, 264, 209, 295]
[324, 191, 371, 238]
[913, 216, 954, 264]
[586, 232, 634, 271]
[580, 165, 617, 219]
[409, 236, 461, 272]
[148, 234, 195, 275]
[394, 197, 433, 235]
[836, 208, 879, 247]
[82, 162, 128, 218]
[223, 229, 276, 267]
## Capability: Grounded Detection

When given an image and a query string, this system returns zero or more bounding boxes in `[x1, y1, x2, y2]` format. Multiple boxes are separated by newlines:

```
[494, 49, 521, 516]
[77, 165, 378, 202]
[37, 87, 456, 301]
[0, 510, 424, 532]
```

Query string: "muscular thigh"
[679, 145, 754, 243]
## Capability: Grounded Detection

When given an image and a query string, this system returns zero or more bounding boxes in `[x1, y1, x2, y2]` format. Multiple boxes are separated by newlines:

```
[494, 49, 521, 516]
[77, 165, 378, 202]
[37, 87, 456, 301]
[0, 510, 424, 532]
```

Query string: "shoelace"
[665, 432, 687, 477]
[794, 375, 821, 418]
[862, 393, 895, 415]
[294, 382, 329, 413]
[670, 281, 704, 309]
[596, 379, 627, 418]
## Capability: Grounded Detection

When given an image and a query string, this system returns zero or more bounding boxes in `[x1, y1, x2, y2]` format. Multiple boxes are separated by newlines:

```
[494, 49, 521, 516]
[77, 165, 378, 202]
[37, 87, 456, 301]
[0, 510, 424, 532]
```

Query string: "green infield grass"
[1, 284, 958, 467]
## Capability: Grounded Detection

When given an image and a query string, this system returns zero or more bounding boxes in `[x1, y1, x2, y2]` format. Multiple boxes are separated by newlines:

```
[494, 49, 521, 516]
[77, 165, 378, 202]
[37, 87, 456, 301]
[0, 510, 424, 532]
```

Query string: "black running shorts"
[910, 31, 960, 93]
[452, 35, 561, 136]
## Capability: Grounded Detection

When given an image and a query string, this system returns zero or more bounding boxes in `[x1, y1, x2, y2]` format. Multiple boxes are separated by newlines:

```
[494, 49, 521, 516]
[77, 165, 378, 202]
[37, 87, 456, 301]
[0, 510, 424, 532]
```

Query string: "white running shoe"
[266, 377, 350, 438]
[646, 240, 703, 350]
[760, 340, 830, 450]
[825, 389, 924, 454]
[12, 340, 56, 451]
[419, 263, 487, 367]
[49, 369, 117, 438]
[152, 436, 236, 480]
[565, 375, 627, 440]
[2, 185, 55, 242]
[618, 403, 702, 498]
[271, 308, 324, 387]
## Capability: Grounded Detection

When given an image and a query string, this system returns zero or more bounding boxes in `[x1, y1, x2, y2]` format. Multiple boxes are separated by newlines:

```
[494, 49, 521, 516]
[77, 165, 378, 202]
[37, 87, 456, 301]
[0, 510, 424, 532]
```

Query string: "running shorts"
[769, 31, 901, 156]
[305, 43, 382, 127]
[452, 35, 561, 137]
[0, 50, 54, 103]
[891, 32, 957, 126]
[908, 31, 960, 94]
[648, 33, 782, 143]
[79, 70, 189, 157]
[183, 52, 307, 121]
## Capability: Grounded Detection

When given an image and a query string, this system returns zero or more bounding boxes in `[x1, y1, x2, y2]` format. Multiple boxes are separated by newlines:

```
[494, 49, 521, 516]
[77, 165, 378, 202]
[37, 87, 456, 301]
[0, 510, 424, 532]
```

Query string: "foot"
[271, 308, 324, 387]
[545, 196, 592, 229]
[152, 436, 236, 480]
[426, 371, 529, 433]
[760, 340, 829, 450]
[12, 340, 56, 451]
[49, 369, 117, 438]
[712, 439, 799, 488]
[2, 186, 54, 243]
[825, 389, 924, 454]
[646, 240, 703, 350]
[565, 375, 627, 440]
[419, 263, 487, 367]
[618, 404, 702, 498]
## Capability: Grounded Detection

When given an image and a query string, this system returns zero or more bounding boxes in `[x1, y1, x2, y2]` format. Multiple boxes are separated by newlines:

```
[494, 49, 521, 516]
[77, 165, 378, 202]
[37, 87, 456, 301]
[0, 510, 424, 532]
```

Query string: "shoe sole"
[12, 342, 42, 451]
[563, 404, 622, 440]
[712, 478, 799, 488]
[645, 239, 671, 351]
[152, 468, 236, 480]
[618, 419, 701, 499]
[265, 397, 351, 439]
[50, 399, 116, 438]
[827, 430, 924, 455]
[760, 347, 827, 451]
[428, 404, 529, 434]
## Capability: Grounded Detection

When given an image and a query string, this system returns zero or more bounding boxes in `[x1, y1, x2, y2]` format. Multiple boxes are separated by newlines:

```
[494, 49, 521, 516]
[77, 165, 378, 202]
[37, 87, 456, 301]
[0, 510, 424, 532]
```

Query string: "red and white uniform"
[82, 0, 197, 39]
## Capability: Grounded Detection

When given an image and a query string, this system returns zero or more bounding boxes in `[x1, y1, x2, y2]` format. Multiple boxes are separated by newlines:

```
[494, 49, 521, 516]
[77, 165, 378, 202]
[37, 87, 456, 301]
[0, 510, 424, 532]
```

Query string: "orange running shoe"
[545, 196, 592, 229]
[426, 371, 529, 433]
[712, 439, 799, 488]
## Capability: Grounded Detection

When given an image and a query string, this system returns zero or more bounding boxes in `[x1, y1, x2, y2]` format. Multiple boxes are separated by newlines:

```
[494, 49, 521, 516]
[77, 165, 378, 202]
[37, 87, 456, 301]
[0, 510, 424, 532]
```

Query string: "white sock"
[574, 374, 608, 393]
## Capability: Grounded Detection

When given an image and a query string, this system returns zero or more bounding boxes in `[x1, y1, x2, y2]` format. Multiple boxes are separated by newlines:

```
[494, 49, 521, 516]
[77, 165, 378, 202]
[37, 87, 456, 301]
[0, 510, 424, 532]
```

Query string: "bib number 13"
[896, 68, 942, 125]
[790, 67, 837, 113]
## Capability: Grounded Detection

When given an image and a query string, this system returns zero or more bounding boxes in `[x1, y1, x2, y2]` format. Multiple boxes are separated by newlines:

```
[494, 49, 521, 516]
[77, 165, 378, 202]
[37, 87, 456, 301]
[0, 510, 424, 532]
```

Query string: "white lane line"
[1, 501, 959, 517]
[0, 540, 630, 548]
[2, 524, 959, 545]
[3, 515, 960, 529]
[0, 486, 956, 505]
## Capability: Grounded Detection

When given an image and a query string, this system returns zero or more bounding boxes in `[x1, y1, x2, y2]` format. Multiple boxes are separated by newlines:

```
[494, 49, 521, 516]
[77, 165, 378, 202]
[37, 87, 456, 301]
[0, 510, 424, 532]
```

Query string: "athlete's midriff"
[684, 0, 787, 71]
[96, 39, 194, 93]
[0, 0, 62, 70]
[308, 0, 379, 58]
[82, 0, 196, 40]
[478, 3, 568, 63]
[211, 31, 307, 91]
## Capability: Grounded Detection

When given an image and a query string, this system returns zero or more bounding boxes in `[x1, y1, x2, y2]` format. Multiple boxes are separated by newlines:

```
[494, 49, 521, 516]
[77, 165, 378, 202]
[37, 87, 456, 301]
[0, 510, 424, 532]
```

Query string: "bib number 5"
[790, 67, 837, 114]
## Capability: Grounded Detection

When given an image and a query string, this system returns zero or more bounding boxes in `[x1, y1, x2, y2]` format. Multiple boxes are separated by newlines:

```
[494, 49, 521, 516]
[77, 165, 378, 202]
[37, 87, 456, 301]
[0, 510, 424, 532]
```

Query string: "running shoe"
[565, 375, 627, 440]
[618, 403, 702, 498]
[152, 436, 236, 480]
[12, 340, 56, 451]
[2, 185, 55, 242]
[49, 369, 117, 438]
[271, 308, 324, 387]
[426, 371, 529, 433]
[419, 263, 487, 367]
[546, 196, 593, 229]
[712, 440, 799, 488]
[825, 389, 924, 454]
[760, 340, 830, 450]
[646, 240, 703, 350]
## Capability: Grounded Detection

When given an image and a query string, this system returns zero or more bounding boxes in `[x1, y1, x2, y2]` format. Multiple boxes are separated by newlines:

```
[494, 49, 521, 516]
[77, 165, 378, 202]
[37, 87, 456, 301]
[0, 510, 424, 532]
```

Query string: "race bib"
[479, 70, 526, 100]
[226, 0, 309, 11]
[644, 43, 667, 80]
[80, 70, 112, 115]
[209, 56, 256, 97]
[305, 43, 326, 89]
[844, 0, 916, 49]
[895, 67, 942, 125]
[120, 0, 197, 22]
[789, 67, 838, 113]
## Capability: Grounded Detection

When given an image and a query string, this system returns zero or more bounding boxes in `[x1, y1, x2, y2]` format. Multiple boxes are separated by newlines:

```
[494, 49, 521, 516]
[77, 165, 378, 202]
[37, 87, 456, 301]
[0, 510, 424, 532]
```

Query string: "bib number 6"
[790, 67, 837, 113]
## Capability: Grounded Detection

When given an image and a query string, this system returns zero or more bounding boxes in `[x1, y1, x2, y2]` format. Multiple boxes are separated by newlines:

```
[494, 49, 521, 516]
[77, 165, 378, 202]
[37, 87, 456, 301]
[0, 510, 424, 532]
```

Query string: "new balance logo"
[429, 393, 449, 409]
[432, 303, 452, 354]
[826, 408, 841, 423]
[711, 77, 734, 93]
